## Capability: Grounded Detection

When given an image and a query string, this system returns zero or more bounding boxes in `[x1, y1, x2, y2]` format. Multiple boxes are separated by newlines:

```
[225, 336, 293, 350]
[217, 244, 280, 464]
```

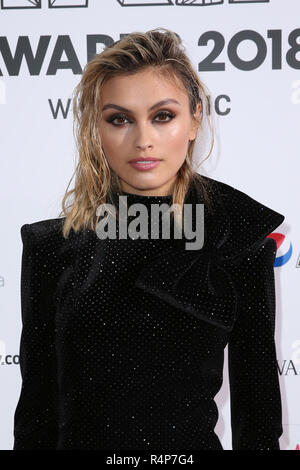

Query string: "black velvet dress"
[13, 174, 285, 450]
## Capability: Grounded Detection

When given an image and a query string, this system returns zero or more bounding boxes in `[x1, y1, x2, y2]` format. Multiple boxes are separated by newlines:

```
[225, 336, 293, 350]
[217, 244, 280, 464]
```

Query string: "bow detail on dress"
[134, 175, 285, 333]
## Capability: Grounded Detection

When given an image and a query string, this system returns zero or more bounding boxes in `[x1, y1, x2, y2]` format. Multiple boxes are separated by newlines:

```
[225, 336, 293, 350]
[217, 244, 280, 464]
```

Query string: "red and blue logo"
[267, 233, 291, 267]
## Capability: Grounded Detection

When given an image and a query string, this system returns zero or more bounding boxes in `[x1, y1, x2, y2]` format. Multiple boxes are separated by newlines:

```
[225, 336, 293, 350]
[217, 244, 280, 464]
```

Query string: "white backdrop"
[0, 0, 298, 451]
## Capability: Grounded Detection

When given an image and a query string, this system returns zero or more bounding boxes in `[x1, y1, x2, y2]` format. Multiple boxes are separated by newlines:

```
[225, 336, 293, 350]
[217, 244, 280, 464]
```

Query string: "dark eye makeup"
[106, 110, 176, 126]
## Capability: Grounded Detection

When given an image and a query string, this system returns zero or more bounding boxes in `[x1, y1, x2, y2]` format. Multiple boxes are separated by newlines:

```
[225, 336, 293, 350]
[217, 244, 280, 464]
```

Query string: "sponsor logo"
[116, 0, 270, 7]
[0, 0, 88, 10]
[267, 233, 291, 267]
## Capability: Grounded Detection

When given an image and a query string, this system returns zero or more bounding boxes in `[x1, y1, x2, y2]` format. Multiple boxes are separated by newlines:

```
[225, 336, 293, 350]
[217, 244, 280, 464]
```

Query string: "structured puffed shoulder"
[20, 218, 70, 290]
[20, 218, 68, 287]
[20, 217, 66, 245]
[134, 174, 285, 332]
[202, 176, 285, 264]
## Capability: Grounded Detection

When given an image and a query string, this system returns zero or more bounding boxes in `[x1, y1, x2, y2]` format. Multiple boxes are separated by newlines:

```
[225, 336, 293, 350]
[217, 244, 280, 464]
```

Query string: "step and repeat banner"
[0, 0, 298, 450]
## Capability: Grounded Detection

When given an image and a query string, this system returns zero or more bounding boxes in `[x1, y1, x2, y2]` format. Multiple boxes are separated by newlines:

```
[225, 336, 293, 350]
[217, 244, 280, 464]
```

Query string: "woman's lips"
[129, 160, 161, 171]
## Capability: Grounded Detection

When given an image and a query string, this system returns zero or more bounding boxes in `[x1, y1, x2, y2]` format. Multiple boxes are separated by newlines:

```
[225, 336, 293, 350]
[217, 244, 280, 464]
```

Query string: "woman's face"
[98, 67, 201, 196]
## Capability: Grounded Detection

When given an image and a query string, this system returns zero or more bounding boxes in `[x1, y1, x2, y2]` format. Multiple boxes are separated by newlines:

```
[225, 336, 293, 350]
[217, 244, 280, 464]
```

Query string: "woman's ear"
[189, 102, 202, 141]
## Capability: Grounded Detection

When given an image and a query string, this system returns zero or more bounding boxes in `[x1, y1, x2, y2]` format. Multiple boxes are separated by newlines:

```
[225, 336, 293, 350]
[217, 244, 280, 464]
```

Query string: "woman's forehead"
[100, 71, 188, 107]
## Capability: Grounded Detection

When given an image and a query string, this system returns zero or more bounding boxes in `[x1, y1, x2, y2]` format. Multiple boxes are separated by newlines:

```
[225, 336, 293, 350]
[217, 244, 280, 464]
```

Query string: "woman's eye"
[154, 111, 175, 122]
[107, 111, 175, 126]
[107, 114, 129, 126]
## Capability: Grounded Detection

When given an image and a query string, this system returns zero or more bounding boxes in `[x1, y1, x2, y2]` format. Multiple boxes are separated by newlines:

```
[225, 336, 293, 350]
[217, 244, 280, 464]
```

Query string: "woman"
[13, 28, 284, 450]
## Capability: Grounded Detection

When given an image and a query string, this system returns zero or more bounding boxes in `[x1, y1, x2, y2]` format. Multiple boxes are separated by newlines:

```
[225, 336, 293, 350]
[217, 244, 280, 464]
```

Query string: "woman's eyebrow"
[101, 98, 181, 113]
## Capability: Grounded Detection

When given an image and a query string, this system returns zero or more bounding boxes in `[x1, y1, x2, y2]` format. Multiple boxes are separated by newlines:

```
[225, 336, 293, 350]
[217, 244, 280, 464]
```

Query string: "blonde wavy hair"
[59, 27, 215, 239]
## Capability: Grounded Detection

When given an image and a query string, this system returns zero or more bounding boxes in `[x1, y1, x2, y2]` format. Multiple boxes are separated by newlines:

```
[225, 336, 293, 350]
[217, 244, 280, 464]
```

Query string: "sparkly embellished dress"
[13, 174, 285, 450]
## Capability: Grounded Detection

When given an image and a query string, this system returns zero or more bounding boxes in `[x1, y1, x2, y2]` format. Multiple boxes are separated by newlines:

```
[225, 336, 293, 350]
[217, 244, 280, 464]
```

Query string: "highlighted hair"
[59, 27, 215, 238]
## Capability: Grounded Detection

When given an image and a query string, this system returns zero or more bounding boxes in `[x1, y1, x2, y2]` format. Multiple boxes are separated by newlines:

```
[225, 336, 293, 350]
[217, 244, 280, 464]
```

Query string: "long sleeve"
[13, 224, 59, 449]
[228, 236, 283, 450]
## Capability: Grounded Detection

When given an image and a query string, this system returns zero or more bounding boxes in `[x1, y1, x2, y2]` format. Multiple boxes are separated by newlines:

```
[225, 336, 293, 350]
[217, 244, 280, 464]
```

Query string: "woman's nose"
[136, 143, 153, 151]
[134, 122, 154, 150]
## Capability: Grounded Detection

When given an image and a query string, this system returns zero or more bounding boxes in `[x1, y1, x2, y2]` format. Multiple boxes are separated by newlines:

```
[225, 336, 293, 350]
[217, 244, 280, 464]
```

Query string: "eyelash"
[107, 111, 175, 126]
